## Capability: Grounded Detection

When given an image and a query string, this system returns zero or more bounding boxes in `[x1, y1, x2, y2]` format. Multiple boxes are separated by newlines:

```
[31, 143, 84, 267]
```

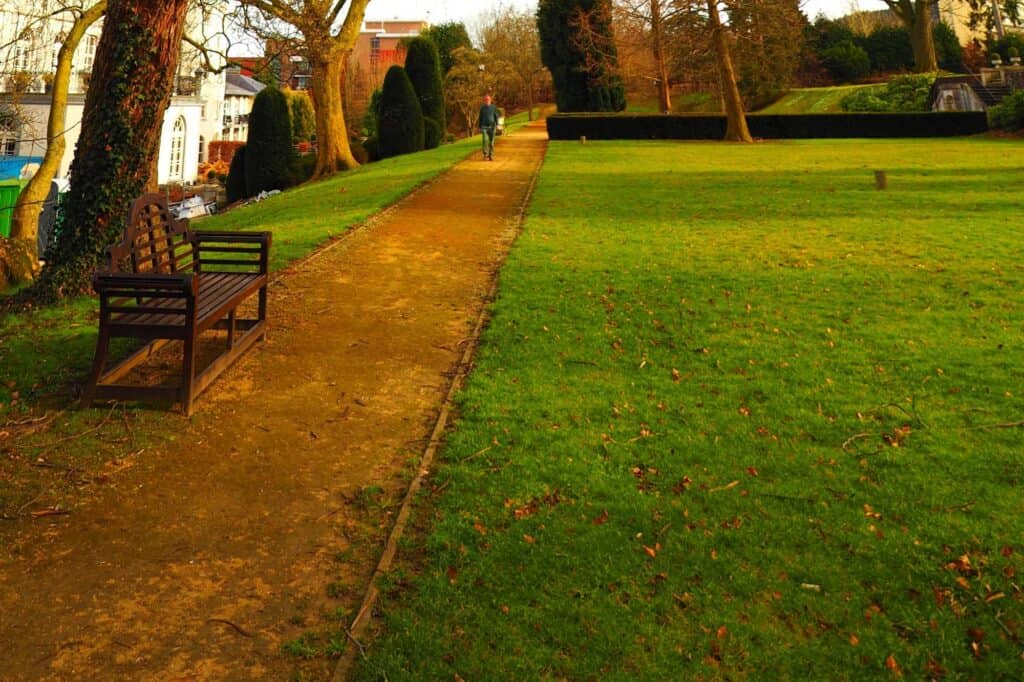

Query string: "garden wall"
[546, 112, 989, 140]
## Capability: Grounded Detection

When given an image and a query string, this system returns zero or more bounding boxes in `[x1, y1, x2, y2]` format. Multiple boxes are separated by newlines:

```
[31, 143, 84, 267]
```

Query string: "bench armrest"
[193, 231, 272, 275]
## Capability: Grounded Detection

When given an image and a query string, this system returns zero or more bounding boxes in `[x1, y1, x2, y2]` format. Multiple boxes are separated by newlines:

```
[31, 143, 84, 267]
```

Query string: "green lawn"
[356, 137, 1024, 680]
[759, 85, 883, 114]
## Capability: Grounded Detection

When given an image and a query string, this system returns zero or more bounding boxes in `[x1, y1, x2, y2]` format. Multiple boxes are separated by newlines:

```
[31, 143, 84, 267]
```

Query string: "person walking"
[478, 94, 498, 161]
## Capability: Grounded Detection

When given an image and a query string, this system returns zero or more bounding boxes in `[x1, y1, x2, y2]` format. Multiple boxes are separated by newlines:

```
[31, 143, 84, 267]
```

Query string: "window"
[81, 34, 98, 73]
[169, 116, 186, 180]
[198, 135, 205, 164]
[0, 125, 17, 156]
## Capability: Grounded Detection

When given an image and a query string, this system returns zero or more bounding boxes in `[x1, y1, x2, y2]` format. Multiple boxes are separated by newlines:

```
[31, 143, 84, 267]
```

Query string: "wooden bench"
[82, 193, 271, 415]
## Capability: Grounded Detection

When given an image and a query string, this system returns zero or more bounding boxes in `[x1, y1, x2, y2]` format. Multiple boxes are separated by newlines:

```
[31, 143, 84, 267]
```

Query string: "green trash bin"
[0, 179, 28, 238]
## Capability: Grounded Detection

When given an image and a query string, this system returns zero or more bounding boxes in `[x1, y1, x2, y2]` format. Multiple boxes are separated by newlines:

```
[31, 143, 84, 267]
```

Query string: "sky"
[362, 0, 890, 25]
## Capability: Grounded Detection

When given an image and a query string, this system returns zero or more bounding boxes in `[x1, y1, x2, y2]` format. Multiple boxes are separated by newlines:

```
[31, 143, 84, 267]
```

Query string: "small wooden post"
[580, 135, 587, 145]
[874, 170, 887, 190]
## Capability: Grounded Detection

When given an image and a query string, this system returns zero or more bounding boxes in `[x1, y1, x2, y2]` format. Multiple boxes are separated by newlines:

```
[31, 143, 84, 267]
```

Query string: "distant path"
[0, 123, 548, 681]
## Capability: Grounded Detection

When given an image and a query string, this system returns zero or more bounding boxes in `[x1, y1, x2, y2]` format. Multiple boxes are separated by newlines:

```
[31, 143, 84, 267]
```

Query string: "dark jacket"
[478, 103, 498, 129]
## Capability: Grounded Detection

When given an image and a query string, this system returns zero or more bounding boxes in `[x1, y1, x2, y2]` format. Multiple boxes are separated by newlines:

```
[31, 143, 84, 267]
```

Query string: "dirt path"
[0, 124, 548, 681]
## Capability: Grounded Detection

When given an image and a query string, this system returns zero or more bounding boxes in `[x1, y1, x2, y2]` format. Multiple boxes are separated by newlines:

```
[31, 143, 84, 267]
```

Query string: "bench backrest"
[106, 193, 195, 274]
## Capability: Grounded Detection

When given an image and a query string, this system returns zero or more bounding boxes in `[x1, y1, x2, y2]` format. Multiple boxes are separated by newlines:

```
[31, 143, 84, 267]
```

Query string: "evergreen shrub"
[821, 41, 871, 82]
[226, 145, 247, 203]
[245, 86, 293, 195]
[405, 37, 446, 131]
[378, 66, 425, 158]
[423, 117, 443, 150]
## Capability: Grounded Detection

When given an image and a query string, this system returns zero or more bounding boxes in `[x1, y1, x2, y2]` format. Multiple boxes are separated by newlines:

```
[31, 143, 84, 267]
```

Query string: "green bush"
[405, 37, 446, 131]
[988, 91, 1024, 130]
[287, 153, 317, 186]
[821, 41, 871, 83]
[286, 89, 316, 143]
[841, 74, 934, 112]
[378, 65, 425, 158]
[992, 34, 1024, 62]
[860, 26, 913, 73]
[423, 117, 442, 150]
[933, 22, 963, 71]
[362, 136, 382, 162]
[245, 86, 293, 195]
[226, 145, 247, 203]
[363, 89, 382, 137]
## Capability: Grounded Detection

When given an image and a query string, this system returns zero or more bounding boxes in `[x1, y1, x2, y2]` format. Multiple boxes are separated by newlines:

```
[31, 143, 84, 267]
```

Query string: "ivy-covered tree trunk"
[310, 53, 359, 177]
[9, 0, 107, 267]
[35, 0, 190, 300]
[707, 0, 751, 142]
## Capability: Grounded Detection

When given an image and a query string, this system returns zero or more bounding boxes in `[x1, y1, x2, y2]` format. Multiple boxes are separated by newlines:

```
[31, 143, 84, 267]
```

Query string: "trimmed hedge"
[226, 145, 247, 203]
[546, 112, 989, 140]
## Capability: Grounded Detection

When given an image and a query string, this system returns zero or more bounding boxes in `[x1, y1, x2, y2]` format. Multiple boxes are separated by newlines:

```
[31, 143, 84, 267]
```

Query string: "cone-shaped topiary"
[245, 86, 293, 195]
[378, 65, 425, 158]
[423, 117, 442, 151]
[405, 37, 446, 134]
[226, 145, 247, 203]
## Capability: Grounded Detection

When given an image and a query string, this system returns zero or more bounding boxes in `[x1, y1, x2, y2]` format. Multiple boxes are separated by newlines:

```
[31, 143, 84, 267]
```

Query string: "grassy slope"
[629, 92, 722, 114]
[357, 138, 1024, 680]
[759, 85, 883, 114]
[0, 136, 486, 415]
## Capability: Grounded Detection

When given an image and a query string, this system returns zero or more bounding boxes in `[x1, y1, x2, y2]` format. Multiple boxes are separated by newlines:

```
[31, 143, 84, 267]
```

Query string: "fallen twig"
[30, 508, 69, 518]
[961, 420, 1024, 431]
[206, 618, 253, 638]
[841, 432, 873, 451]
[709, 480, 739, 494]
[30, 405, 118, 453]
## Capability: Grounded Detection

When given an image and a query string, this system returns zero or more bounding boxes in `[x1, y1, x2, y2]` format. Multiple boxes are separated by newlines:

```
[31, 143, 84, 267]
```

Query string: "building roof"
[225, 71, 266, 97]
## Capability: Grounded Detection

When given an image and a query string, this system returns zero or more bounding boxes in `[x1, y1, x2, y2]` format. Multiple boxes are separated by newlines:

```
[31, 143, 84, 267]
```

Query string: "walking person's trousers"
[481, 126, 496, 159]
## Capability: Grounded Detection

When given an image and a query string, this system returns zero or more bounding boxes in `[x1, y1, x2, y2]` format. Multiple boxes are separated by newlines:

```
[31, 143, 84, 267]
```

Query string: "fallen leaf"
[473, 522, 487, 535]
[884, 654, 902, 677]
[671, 368, 681, 382]
[644, 545, 658, 559]
[523, 534, 535, 544]
[745, 467, 759, 477]
[447, 566, 458, 583]
[592, 510, 609, 525]
[849, 633, 860, 646]
[716, 625, 728, 639]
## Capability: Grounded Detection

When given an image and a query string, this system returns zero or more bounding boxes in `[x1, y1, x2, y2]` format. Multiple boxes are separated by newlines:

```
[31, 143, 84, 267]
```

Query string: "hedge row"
[546, 112, 989, 140]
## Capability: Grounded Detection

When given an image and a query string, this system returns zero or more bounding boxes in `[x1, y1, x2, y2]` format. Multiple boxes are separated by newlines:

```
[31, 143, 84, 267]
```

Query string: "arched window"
[169, 116, 186, 180]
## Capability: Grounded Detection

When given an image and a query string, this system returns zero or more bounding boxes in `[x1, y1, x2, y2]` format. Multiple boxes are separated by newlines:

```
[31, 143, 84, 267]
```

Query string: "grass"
[758, 84, 883, 114]
[355, 137, 1024, 680]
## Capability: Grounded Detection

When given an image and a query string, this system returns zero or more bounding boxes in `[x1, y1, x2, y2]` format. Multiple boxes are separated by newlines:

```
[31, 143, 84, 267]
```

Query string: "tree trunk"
[707, 0, 751, 142]
[33, 0, 190, 300]
[310, 54, 359, 178]
[651, 0, 672, 113]
[909, 1, 938, 72]
[9, 0, 107, 263]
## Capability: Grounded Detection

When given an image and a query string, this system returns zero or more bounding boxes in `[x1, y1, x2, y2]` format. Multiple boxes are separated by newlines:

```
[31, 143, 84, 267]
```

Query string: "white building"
[222, 70, 265, 142]
[0, 1, 231, 185]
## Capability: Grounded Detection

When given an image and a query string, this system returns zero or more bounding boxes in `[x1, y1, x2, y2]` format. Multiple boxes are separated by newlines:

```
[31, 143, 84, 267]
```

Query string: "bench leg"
[258, 285, 268, 339]
[181, 333, 198, 416]
[227, 308, 236, 350]
[81, 327, 111, 409]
